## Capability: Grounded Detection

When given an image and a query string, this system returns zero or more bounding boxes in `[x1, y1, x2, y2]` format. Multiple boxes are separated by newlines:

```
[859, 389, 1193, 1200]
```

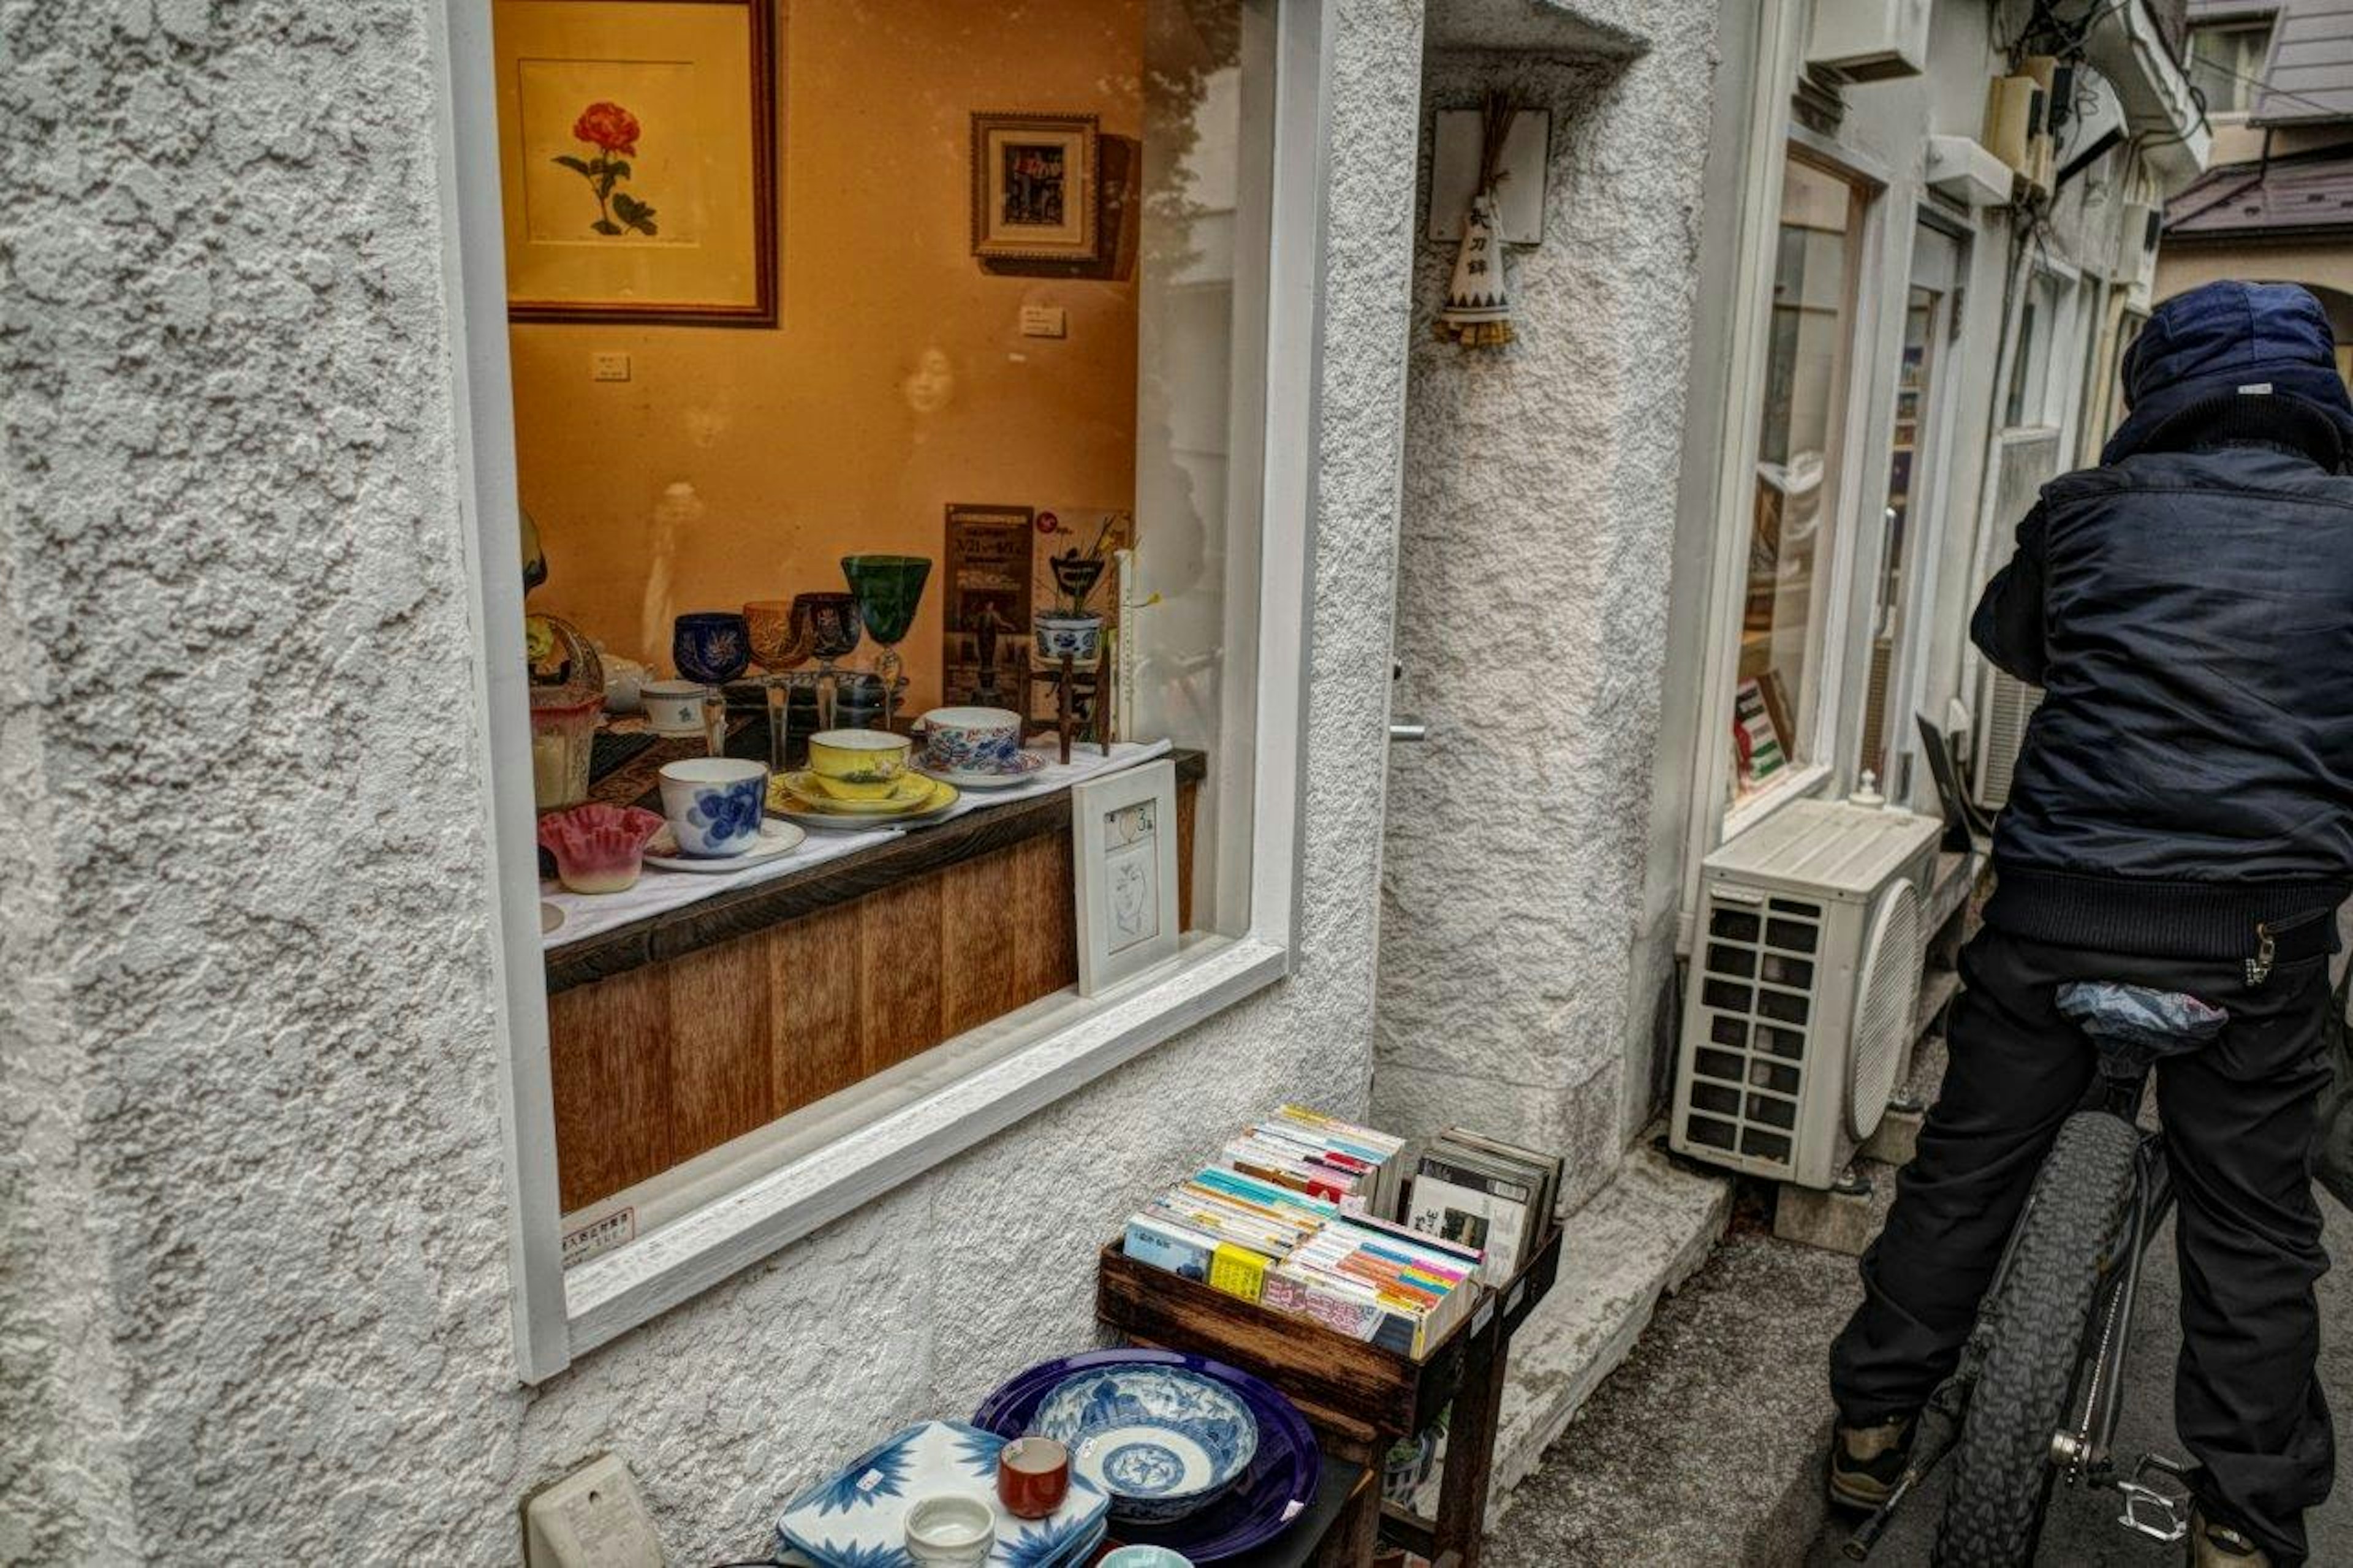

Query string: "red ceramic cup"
[998, 1435, 1072, 1520]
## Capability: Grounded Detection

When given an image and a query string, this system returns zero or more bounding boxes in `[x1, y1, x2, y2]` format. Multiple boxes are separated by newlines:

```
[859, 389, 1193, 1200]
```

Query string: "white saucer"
[644, 819, 806, 871]
[914, 751, 1049, 789]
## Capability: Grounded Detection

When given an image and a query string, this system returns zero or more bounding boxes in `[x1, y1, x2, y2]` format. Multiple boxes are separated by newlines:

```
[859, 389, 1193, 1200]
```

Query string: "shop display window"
[466, 0, 1299, 1350]
[1729, 154, 1864, 803]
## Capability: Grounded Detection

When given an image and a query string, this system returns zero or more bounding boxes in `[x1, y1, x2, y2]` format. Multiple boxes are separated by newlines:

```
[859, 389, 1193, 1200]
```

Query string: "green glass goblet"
[840, 554, 931, 733]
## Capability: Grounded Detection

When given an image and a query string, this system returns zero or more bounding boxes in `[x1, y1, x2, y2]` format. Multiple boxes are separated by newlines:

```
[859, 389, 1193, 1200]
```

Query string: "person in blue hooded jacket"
[1822, 281, 2353, 1567]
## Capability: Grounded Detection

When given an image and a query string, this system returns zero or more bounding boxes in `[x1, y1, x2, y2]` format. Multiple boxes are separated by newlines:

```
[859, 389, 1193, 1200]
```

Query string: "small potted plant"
[1035, 515, 1116, 664]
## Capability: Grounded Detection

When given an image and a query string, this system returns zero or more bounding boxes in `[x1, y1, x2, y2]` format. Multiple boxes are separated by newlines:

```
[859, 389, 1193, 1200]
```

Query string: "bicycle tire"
[1931, 1110, 2143, 1567]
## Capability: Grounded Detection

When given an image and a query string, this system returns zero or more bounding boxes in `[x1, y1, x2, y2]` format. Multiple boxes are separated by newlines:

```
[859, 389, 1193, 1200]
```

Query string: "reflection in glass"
[1732, 156, 1861, 801]
[1859, 286, 1939, 786]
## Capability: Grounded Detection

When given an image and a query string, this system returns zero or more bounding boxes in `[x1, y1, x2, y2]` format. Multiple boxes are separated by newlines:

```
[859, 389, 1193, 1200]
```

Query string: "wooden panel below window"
[548, 780, 1195, 1214]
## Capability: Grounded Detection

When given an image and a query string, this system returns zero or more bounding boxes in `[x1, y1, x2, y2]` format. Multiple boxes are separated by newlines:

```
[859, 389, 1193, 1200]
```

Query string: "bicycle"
[1839, 987, 2218, 1566]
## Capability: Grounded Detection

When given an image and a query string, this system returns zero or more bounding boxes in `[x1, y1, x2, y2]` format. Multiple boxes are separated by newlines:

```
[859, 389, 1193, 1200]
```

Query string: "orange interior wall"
[512, 0, 1143, 714]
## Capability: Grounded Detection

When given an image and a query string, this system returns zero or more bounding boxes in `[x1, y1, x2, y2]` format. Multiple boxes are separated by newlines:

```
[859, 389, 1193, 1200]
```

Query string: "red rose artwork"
[553, 101, 657, 237]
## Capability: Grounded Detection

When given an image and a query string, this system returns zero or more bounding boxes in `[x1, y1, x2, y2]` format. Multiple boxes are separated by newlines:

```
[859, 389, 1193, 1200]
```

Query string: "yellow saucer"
[770, 770, 953, 817]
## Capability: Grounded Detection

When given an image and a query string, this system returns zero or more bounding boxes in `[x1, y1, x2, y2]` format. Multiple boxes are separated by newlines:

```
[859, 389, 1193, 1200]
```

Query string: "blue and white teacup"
[920, 706, 1024, 775]
[656, 757, 769, 857]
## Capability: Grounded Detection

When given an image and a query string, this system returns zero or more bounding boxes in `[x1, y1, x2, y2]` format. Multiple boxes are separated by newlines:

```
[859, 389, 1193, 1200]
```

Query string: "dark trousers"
[1829, 925, 2336, 1563]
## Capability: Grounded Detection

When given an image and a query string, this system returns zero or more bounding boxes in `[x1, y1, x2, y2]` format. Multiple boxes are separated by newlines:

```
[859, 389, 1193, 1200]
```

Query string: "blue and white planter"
[1033, 613, 1104, 664]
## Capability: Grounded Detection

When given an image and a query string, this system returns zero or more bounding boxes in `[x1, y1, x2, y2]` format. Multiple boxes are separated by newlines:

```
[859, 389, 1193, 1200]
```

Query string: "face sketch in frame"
[1001, 142, 1067, 227]
[1104, 800, 1159, 948]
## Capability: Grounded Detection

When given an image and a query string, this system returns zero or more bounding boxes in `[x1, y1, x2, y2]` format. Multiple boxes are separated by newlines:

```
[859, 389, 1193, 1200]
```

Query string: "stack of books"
[1217, 1104, 1409, 1218]
[1260, 1209, 1482, 1358]
[1120, 1108, 1477, 1359]
[1403, 1127, 1564, 1286]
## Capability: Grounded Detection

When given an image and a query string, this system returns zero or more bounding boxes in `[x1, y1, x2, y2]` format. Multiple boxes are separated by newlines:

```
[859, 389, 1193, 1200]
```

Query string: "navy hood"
[2102, 280, 2353, 465]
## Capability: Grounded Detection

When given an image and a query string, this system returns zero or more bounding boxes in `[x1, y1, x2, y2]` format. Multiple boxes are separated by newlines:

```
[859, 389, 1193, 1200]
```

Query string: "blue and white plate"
[1029, 1367, 1259, 1525]
[776, 1420, 1108, 1568]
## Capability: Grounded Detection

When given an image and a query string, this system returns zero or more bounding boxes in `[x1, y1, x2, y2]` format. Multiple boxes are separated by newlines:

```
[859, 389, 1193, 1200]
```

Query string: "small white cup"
[904, 1492, 995, 1567]
[642, 679, 709, 737]
[656, 757, 768, 857]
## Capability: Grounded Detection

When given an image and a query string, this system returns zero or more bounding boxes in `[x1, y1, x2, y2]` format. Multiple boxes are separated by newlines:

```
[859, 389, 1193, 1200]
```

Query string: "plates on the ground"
[774, 1420, 1109, 1568]
[915, 750, 1050, 790]
[643, 819, 806, 871]
[770, 770, 959, 829]
[539, 901, 564, 933]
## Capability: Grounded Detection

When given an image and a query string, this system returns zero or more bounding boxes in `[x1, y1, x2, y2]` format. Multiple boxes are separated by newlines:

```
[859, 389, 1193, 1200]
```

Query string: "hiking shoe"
[1825, 1415, 1914, 1512]
[2188, 1507, 2270, 1567]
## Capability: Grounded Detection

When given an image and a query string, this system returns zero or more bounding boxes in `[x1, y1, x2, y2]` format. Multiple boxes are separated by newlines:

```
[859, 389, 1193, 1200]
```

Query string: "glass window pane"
[2189, 23, 2272, 115]
[1859, 286, 1938, 784]
[1732, 156, 1860, 801]
[501, 0, 1268, 1231]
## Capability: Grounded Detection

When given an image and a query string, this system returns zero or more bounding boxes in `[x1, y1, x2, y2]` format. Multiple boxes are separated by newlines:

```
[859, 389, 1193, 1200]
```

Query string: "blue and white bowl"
[1028, 1366, 1259, 1526]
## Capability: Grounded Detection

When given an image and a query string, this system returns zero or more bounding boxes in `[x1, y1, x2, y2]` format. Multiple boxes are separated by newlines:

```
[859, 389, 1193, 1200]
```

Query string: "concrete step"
[1478, 1139, 1732, 1524]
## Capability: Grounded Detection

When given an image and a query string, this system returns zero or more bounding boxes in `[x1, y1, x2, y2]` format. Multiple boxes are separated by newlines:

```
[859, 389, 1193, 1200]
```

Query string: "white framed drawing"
[1072, 760, 1180, 996]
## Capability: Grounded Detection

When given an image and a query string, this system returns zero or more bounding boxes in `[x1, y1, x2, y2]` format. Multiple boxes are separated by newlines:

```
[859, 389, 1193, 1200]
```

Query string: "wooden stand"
[1026, 654, 1112, 765]
[1097, 1223, 1563, 1568]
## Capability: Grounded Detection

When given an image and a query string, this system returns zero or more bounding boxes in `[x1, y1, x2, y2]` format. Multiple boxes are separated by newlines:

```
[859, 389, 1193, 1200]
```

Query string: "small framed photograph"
[1071, 760, 1179, 996]
[971, 112, 1098, 262]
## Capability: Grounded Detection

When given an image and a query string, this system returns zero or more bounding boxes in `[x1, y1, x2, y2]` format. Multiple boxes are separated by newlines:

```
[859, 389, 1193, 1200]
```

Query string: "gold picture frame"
[493, 0, 779, 327]
[969, 112, 1099, 262]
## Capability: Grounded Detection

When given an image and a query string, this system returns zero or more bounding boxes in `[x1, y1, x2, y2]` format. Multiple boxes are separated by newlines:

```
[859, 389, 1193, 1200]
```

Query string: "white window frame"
[1688, 116, 1890, 874]
[1838, 214, 1970, 811]
[428, 0, 1332, 1381]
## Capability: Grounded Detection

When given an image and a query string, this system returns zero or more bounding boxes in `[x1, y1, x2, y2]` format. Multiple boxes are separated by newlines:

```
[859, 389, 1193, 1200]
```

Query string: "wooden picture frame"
[1071, 760, 1180, 996]
[494, 0, 779, 326]
[970, 112, 1099, 262]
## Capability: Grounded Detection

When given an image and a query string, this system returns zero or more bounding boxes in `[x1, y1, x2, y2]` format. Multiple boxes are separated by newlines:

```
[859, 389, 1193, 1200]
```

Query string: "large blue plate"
[972, 1350, 1320, 1563]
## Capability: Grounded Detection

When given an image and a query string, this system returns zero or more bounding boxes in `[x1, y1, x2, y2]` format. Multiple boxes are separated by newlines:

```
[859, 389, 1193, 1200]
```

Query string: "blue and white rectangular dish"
[776, 1419, 1110, 1568]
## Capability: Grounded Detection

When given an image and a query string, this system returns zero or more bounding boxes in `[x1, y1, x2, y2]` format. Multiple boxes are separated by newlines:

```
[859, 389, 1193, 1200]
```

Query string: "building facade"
[2160, 0, 2353, 367]
[1, 1, 2208, 1564]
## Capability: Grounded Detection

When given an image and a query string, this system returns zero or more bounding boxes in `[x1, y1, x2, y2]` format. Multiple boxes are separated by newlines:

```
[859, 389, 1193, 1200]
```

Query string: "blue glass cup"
[673, 611, 751, 685]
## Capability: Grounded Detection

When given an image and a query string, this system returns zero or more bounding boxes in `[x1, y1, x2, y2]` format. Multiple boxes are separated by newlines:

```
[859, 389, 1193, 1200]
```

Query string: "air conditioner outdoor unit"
[1972, 661, 2044, 810]
[1672, 801, 1941, 1189]
[1807, 0, 1931, 81]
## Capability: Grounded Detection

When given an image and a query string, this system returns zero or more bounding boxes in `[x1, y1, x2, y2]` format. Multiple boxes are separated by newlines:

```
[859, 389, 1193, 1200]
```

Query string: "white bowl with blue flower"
[1027, 1366, 1259, 1525]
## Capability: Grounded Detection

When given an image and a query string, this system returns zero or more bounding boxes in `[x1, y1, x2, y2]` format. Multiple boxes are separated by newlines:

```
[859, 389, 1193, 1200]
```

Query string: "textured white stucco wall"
[0, 0, 1422, 1561]
[1374, 0, 1720, 1213]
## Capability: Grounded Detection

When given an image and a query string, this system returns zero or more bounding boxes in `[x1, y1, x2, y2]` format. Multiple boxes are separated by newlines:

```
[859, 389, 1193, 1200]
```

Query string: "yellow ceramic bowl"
[805, 729, 911, 800]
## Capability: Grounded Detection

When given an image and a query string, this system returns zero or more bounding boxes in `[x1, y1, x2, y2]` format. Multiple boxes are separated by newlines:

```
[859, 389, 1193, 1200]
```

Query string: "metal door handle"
[1389, 716, 1428, 744]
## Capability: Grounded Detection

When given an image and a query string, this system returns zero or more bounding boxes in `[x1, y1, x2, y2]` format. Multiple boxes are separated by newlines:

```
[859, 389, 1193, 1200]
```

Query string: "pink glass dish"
[537, 803, 666, 894]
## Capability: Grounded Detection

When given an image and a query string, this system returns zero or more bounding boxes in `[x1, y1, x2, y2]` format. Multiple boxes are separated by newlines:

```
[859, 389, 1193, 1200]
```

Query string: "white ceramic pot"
[642, 679, 709, 737]
[903, 1493, 994, 1568]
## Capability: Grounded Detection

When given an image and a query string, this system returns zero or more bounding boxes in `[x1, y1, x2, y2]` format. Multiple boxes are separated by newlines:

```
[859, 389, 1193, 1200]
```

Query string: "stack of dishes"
[774, 1419, 1110, 1567]
[972, 1350, 1320, 1563]
[770, 729, 958, 830]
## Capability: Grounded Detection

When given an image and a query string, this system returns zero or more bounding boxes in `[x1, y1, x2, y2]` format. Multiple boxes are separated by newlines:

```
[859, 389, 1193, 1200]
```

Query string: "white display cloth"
[540, 738, 1172, 951]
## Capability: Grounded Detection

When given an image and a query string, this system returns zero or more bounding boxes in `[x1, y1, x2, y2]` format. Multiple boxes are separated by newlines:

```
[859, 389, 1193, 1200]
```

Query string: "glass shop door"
[1855, 223, 1961, 798]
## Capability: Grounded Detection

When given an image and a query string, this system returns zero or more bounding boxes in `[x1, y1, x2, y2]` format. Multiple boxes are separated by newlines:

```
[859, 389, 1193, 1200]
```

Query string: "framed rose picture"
[970, 112, 1099, 262]
[492, 0, 778, 326]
